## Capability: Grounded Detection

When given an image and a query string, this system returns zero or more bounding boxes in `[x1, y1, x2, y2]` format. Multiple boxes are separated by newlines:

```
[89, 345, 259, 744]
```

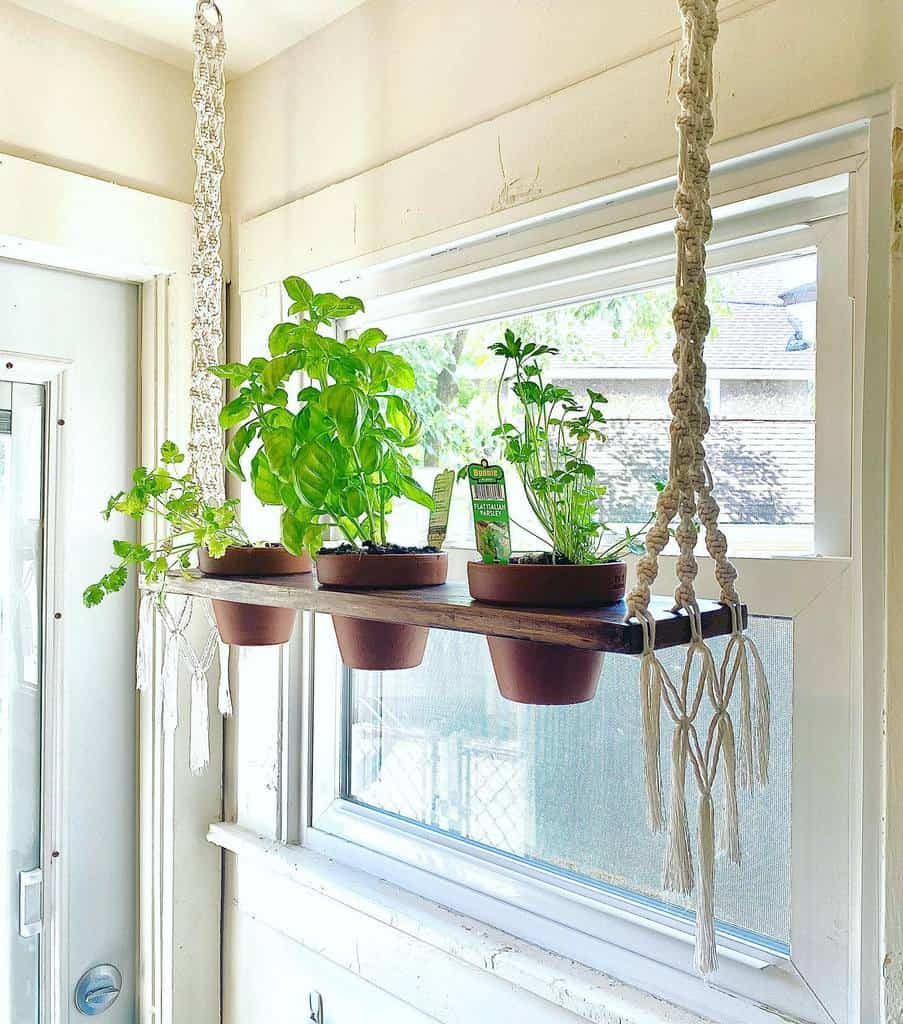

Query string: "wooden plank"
[146, 574, 745, 656]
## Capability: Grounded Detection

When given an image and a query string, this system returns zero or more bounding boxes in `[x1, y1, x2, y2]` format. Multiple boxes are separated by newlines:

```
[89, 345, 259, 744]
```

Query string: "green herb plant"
[211, 277, 432, 555]
[490, 329, 654, 564]
[83, 441, 248, 607]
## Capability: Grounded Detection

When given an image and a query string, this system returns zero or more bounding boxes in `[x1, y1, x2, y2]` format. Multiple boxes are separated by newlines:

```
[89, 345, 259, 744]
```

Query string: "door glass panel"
[0, 381, 45, 1023]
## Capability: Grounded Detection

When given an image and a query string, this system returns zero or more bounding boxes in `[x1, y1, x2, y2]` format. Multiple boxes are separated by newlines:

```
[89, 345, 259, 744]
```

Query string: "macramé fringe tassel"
[640, 651, 664, 833]
[734, 635, 755, 790]
[161, 627, 180, 733]
[663, 720, 694, 894]
[203, 598, 233, 717]
[190, 668, 210, 774]
[694, 790, 717, 976]
[717, 711, 741, 865]
[140, 594, 234, 773]
[749, 637, 771, 785]
[725, 632, 771, 790]
[636, 626, 772, 976]
[217, 639, 233, 716]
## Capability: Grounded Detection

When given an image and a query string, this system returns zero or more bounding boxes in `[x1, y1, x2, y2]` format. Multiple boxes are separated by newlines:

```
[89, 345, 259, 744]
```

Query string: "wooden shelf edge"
[143, 572, 746, 656]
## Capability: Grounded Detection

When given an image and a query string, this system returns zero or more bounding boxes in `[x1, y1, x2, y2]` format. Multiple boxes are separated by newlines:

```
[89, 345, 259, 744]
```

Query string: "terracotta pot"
[487, 637, 605, 705]
[467, 560, 627, 607]
[316, 551, 448, 671]
[467, 560, 626, 705]
[199, 545, 312, 647]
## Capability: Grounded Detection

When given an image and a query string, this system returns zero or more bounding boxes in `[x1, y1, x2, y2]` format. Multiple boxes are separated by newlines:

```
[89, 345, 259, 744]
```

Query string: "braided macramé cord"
[624, 0, 771, 975]
[189, 0, 227, 508]
[136, 4, 233, 776]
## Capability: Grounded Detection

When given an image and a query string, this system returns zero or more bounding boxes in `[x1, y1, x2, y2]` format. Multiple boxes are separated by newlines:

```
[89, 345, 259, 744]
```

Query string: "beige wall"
[0, 1, 194, 203]
[223, 1, 903, 1021]
[226, 0, 902, 256]
[226, 0, 697, 221]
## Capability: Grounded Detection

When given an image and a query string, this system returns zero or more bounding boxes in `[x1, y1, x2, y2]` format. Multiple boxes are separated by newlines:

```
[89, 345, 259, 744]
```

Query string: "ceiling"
[11, 0, 369, 76]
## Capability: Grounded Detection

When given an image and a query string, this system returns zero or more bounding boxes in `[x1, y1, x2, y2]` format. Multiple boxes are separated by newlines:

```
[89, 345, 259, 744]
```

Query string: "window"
[304, 138, 867, 1024]
[389, 252, 819, 558]
[344, 617, 792, 948]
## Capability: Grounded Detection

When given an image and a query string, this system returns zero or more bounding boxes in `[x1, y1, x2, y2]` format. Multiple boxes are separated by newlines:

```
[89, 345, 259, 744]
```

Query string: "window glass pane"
[391, 252, 816, 556]
[345, 616, 792, 949]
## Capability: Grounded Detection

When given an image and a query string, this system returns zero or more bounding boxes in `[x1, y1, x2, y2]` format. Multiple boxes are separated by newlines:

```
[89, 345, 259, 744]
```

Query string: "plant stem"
[350, 450, 376, 542]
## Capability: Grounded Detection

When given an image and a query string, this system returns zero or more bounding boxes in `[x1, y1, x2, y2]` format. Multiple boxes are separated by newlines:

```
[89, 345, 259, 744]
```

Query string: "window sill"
[209, 821, 713, 1024]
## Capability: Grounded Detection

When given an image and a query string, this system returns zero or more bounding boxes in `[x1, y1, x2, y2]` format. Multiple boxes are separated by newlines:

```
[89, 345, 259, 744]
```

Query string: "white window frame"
[246, 117, 887, 1024]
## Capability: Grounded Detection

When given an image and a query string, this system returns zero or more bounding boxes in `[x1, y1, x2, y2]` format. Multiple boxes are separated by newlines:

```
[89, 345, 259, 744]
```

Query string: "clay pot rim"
[317, 550, 447, 559]
[468, 559, 626, 570]
[316, 550, 448, 591]
[199, 544, 312, 578]
[210, 543, 286, 551]
[467, 557, 626, 608]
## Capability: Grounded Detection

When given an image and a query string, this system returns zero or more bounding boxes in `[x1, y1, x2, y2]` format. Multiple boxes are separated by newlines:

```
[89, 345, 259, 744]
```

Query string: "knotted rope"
[626, 0, 771, 974]
[136, 3, 233, 773]
[188, 0, 227, 507]
[137, 591, 232, 774]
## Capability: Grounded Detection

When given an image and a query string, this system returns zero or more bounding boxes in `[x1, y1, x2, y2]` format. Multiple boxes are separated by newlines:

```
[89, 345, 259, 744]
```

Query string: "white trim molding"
[210, 822, 717, 1024]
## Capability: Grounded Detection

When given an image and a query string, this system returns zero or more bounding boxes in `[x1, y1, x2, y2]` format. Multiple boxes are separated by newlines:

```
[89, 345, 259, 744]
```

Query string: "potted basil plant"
[212, 277, 446, 671]
[84, 441, 311, 645]
[468, 330, 654, 704]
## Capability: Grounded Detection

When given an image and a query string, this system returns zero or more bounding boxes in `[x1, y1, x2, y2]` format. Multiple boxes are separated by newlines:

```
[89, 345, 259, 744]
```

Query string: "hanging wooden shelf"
[146, 573, 745, 656]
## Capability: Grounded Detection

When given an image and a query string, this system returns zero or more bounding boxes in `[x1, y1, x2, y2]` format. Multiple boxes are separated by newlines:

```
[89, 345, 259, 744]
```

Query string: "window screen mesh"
[345, 616, 791, 947]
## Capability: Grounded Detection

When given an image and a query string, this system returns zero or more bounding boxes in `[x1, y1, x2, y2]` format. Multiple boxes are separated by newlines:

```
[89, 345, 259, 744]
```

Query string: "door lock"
[74, 965, 122, 1016]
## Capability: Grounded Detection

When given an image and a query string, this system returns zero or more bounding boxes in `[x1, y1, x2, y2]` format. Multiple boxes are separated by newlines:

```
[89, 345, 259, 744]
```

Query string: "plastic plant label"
[466, 461, 512, 564]
[427, 469, 455, 549]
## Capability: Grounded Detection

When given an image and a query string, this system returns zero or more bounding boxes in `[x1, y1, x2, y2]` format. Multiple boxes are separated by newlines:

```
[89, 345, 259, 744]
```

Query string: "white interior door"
[1, 380, 45, 1023]
[0, 259, 139, 1023]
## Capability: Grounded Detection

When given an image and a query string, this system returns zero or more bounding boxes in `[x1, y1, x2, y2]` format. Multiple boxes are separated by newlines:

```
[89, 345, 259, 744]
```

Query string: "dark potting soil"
[318, 540, 441, 556]
[509, 551, 577, 565]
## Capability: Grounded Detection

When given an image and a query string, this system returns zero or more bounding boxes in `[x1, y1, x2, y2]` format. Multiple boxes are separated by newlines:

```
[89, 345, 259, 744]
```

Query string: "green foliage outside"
[83, 441, 248, 607]
[212, 278, 433, 555]
[398, 282, 730, 469]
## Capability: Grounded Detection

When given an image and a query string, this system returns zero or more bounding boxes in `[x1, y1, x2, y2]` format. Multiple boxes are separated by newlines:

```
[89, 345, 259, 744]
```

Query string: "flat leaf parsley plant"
[490, 329, 656, 564]
[83, 441, 249, 607]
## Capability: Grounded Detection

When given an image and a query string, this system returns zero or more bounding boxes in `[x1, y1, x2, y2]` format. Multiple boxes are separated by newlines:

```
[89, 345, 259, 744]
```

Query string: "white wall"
[0, 0, 194, 202]
[223, 1, 903, 1021]
[224, 901, 432, 1024]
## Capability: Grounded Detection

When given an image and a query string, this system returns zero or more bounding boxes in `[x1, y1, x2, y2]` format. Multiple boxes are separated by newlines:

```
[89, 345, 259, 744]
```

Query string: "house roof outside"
[595, 419, 815, 526]
[576, 260, 818, 528]
[552, 260, 817, 377]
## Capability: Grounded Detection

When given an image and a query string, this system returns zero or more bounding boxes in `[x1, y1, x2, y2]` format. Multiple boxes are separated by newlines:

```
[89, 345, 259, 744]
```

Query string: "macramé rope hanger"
[626, 0, 772, 975]
[189, 0, 227, 508]
[143, 0, 772, 976]
[136, 0, 231, 774]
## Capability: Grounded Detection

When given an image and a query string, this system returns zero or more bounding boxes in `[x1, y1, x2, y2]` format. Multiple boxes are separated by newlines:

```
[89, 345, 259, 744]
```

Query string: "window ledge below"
[209, 821, 715, 1024]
